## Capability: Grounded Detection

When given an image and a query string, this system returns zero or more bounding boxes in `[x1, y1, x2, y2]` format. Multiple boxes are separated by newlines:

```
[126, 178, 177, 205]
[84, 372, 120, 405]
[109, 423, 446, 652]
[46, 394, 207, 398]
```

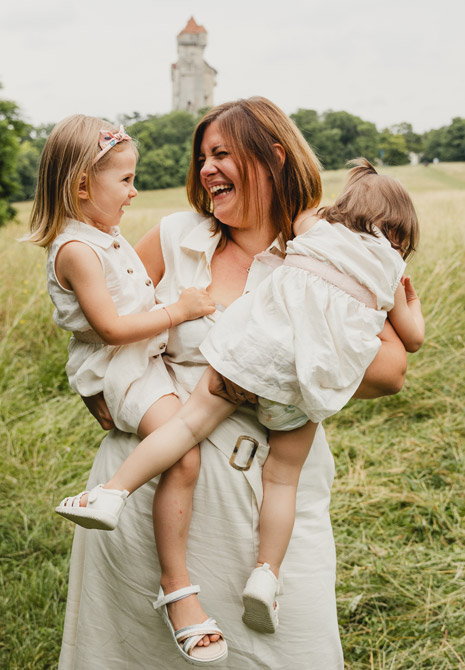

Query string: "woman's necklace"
[227, 240, 255, 274]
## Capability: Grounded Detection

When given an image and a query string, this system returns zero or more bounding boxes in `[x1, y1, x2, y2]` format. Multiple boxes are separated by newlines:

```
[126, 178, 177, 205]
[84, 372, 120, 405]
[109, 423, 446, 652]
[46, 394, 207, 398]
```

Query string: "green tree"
[323, 111, 379, 165]
[379, 130, 410, 165]
[441, 117, 465, 161]
[15, 140, 41, 201]
[390, 122, 423, 154]
[0, 85, 27, 224]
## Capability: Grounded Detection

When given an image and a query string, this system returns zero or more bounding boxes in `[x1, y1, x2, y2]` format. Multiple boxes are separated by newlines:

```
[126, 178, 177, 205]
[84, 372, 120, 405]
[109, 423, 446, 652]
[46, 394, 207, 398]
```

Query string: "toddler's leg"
[142, 399, 219, 647]
[258, 421, 318, 577]
[242, 421, 317, 633]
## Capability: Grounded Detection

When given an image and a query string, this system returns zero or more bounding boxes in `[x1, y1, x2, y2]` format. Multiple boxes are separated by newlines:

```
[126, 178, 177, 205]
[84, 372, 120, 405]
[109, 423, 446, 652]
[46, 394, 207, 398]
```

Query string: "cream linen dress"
[47, 219, 175, 433]
[58, 212, 344, 670]
[201, 219, 406, 425]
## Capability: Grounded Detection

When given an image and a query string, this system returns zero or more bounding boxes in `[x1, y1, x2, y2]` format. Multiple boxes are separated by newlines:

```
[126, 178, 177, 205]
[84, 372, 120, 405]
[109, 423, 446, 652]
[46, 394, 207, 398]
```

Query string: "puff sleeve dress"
[201, 219, 405, 425]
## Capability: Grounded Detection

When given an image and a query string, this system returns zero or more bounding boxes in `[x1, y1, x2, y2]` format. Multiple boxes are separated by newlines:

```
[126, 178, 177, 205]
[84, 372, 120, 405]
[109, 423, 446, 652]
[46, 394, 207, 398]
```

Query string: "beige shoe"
[242, 563, 280, 633]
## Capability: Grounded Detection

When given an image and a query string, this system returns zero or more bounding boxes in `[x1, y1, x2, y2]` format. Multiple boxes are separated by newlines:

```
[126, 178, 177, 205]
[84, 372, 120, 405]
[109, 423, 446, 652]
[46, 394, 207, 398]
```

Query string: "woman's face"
[199, 121, 273, 231]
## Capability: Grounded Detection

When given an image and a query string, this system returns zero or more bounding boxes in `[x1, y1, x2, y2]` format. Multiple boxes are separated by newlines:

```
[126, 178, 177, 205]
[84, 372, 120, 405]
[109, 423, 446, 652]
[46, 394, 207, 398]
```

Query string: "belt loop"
[229, 435, 259, 471]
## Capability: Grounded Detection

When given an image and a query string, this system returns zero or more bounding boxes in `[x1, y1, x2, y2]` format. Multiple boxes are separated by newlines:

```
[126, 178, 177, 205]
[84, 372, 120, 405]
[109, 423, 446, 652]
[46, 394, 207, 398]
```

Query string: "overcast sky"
[1, 0, 463, 133]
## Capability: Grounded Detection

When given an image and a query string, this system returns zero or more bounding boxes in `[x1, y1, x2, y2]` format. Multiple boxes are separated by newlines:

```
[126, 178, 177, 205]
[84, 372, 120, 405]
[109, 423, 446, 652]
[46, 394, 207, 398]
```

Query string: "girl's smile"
[80, 144, 138, 232]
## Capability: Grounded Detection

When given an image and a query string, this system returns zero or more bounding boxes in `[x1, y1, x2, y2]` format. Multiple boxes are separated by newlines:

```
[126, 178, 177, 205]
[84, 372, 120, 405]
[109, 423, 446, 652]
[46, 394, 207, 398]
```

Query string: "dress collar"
[180, 214, 284, 262]
[63, 219, 120, 250]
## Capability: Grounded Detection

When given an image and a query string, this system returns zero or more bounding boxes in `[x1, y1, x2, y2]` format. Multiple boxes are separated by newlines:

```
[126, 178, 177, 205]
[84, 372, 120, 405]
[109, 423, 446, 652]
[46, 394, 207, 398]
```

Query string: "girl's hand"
[173, 288, 216, 322]
[401, 275, 419, 302]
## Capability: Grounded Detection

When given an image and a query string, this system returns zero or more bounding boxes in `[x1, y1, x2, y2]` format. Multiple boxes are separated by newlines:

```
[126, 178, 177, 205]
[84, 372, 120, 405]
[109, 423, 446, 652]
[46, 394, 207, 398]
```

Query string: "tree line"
[2, 84, 465, 226]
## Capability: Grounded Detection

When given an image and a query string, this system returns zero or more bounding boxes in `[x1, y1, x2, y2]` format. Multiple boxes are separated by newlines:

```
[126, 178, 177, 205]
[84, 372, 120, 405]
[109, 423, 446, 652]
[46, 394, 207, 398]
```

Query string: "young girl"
[28, 115, 229, 666]
[56, 158, 425, 635]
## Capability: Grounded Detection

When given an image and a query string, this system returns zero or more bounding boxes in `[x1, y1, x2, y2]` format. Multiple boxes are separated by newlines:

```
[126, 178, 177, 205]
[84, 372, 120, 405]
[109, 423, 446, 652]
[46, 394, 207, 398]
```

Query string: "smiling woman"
[54, 98, 408, 670]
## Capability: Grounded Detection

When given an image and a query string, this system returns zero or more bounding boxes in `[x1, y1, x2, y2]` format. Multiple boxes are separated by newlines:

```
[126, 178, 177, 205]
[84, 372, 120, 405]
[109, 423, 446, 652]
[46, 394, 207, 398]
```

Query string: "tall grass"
[1, 168, 464, 668]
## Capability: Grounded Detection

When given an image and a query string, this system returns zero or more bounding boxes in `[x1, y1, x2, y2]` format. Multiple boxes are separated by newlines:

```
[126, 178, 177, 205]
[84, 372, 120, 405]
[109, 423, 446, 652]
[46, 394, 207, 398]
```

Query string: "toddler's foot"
[242, 562, 280, 633]
[55, 484, 129, 530]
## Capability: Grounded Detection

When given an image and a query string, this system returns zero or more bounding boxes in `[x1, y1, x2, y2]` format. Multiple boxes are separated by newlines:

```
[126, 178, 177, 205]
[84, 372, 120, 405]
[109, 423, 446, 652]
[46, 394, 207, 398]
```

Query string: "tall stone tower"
[171, 17, 217, 115]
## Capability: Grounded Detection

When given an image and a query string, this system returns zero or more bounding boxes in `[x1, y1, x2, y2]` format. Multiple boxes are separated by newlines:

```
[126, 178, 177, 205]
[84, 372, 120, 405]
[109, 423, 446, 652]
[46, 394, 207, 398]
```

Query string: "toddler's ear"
[78, 174, 89, 200]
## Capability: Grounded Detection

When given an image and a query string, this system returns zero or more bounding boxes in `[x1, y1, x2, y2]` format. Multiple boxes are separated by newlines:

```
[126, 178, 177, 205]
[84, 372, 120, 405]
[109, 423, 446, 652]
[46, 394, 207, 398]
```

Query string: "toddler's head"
[29, 114, 137, 248]
[319, 158, 419, 259]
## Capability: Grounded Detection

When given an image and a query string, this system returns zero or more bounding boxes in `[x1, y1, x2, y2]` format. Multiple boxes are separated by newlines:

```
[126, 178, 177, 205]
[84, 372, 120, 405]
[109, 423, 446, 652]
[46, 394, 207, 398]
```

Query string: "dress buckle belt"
[229, 435, 259, 471]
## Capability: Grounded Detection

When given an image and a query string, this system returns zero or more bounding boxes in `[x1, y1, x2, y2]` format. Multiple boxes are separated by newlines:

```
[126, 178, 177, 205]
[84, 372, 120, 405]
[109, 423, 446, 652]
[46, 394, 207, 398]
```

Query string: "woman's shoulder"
[160, 211, 210, 234]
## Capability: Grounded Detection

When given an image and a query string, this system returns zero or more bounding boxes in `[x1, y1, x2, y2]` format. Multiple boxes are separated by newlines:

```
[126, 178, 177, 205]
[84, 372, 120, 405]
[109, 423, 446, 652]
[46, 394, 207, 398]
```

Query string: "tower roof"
[178, 17, 206, 36]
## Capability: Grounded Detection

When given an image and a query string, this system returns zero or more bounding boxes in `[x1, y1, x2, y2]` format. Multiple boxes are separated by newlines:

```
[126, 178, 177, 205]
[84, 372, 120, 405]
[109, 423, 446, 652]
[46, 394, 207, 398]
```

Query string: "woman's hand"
[354, 320, 407, 399]
[208, 369, 258, 405]
[81, 392, 115, 430]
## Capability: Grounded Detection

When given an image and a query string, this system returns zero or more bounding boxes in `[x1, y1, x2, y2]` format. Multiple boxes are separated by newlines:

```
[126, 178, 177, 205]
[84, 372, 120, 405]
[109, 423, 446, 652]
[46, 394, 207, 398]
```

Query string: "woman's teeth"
[210, 184, 233, 195]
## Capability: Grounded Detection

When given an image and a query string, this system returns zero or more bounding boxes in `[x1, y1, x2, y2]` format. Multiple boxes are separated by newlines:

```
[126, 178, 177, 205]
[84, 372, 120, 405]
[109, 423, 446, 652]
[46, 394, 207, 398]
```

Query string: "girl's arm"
[353, 320, 408, 398]
[388, 277, 425, 353]
[79, 224, 168, 429]
[56, 241, 215, 346]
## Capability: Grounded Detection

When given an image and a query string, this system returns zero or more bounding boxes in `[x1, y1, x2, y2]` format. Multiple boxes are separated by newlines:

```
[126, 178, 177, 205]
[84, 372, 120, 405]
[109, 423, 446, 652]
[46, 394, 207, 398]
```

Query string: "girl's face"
[199, 121, 273, 232]
[80, 143, 138, 232]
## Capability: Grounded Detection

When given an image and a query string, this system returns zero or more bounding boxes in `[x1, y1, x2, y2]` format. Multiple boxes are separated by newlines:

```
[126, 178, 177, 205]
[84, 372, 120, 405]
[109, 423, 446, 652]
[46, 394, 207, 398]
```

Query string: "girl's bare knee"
[167, 445, 200, 486]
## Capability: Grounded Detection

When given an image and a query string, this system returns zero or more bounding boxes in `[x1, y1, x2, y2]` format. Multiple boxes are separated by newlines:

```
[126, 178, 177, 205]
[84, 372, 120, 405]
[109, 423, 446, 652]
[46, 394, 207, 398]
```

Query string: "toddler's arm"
[292, 208, 320, 236]
[56, 241, 215, 346]
[388, 276, 425, 353]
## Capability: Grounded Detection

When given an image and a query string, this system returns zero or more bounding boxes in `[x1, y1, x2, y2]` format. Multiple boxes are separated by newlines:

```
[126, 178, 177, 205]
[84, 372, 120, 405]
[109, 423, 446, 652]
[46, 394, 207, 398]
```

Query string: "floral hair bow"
[93, 125, 132, 164]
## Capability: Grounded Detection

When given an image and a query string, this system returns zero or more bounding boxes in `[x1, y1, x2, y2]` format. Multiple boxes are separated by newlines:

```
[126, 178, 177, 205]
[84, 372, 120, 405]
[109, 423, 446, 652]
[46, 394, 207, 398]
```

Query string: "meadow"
[1, 164, 464, 669]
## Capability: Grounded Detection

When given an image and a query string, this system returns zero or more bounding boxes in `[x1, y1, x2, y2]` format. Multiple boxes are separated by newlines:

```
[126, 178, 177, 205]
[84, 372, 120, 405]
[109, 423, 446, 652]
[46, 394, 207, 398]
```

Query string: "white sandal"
[55, 484, 129, 530]
[153, 585, 228, 666]
[242, 563, 280, 633]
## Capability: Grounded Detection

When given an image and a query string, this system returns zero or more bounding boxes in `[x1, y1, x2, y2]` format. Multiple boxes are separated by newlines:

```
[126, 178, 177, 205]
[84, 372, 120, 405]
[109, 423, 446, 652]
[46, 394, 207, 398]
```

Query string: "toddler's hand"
[177, 287, 216, 321]
[401, 276, 419, 302]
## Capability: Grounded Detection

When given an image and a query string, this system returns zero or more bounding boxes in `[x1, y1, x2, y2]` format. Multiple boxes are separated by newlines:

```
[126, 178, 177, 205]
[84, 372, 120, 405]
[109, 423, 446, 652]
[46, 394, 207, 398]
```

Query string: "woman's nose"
[200, 156, 217, 177]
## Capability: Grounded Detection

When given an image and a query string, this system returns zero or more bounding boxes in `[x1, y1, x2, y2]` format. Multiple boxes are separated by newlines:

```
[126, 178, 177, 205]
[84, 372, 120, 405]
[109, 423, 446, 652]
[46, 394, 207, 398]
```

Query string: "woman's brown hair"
[319, 158, 419, 259]
[187, 97, 322, 249]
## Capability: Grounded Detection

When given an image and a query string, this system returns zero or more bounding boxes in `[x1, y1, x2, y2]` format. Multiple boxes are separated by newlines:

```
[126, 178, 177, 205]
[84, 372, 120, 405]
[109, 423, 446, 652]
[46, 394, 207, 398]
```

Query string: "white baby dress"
[201, 219, 406, 425]
[47, 219, 175, 433]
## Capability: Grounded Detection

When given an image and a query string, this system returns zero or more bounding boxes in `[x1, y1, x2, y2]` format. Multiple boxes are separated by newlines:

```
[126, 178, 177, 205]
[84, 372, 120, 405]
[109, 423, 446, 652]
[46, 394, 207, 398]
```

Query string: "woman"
[58, 97, 406, 670]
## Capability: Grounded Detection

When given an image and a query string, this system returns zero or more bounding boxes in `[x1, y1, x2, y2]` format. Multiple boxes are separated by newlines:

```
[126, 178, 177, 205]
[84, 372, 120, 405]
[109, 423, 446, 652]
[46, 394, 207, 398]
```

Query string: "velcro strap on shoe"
[153, 584, 201, 609]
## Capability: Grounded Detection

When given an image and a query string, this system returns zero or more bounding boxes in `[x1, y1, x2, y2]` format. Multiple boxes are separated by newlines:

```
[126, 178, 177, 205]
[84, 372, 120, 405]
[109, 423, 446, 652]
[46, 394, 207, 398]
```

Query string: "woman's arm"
[135, 224, 166, 285]
[353, 320, 408, 399]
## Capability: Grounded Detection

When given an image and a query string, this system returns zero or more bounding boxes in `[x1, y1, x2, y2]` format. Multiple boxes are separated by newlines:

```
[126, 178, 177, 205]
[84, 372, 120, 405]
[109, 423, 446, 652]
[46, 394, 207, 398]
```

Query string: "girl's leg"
[258, 421, 318, 577]
[138, 396, 220, 647]
[105, 367, 236, 494]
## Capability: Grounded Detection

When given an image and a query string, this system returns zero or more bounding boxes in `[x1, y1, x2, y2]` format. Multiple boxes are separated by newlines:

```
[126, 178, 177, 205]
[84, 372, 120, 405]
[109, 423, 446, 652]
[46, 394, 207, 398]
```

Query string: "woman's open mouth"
[210, 184, 233, 199]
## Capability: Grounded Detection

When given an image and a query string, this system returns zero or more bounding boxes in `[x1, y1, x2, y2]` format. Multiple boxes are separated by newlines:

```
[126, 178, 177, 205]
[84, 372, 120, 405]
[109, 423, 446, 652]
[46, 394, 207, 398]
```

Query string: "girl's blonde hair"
[319, 158, 419, 260]
[187, 96, 322, 249]
[28, 114, 137, 248]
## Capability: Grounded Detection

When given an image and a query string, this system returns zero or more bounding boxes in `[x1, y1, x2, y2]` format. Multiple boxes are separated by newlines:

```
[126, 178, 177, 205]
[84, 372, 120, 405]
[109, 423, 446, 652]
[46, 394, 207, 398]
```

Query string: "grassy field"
[1, 164, 464, 668]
